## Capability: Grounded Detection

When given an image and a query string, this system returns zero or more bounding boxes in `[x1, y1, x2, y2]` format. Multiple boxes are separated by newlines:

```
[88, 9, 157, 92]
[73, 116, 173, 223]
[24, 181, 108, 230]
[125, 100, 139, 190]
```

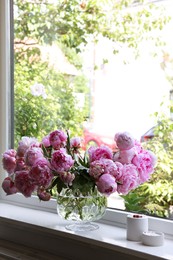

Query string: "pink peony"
[110, 161, 124, 179]
[41, 135, 51, 147]
[88, 145, 113, 162]
[17, 136, 39, 157]
[59, 171, 75, 186]
[51, 149, 74, 173]
[96, 174, 117, 196]
[89, 158, 121, 180]
[24, 147, 44, 167]
[114, 132, 121, 142]
[2, 149, 16, 174]
[117, 164, 138, 194]
[37, 187, 51, 201]
[2, 177, 18, 195]
[70, 137, 82, 149]
[148, 150, 157, 167]
[14, 171, 36, 197]
[15, 157, 26, 172]
[114, 147, 136, 164]
[132, 150, 157, 184]
[115, 132, 135, 151]
[134, 139, 143, 153]
[29, 158, 53, 188]
[49, 130, 67, 150]
[89, 159, 106, 179]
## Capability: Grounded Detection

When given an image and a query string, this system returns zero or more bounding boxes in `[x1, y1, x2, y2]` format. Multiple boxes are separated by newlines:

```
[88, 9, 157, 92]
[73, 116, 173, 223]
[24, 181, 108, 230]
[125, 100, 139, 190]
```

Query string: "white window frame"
[0, 0, 12, 186]
[0, 0, 172, 238]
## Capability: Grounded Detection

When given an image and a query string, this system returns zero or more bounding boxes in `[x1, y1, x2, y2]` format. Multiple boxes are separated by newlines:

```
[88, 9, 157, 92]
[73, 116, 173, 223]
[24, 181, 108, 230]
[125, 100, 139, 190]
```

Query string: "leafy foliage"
[14, 49, 87, 145]
[14, 0, 170, 53]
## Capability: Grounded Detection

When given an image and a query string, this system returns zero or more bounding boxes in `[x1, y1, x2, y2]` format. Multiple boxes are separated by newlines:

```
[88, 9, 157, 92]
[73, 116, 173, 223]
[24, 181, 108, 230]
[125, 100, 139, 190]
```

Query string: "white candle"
[126, 214, 148, 241]
[142, 231, 164, 246]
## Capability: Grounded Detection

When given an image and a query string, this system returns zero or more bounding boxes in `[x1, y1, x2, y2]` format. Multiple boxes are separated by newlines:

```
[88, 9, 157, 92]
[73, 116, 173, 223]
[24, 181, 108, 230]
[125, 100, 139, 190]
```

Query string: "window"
[1, 1, 173, 234]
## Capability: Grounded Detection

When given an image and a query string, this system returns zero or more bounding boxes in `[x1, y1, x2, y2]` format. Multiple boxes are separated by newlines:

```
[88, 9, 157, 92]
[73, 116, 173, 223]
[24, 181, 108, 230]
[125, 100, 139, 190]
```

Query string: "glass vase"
[57, 187, 107, 232]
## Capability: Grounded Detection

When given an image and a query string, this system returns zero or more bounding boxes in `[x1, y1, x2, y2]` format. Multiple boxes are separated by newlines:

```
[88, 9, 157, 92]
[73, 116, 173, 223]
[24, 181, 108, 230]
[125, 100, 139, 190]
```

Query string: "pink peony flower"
[2, 177, 18, 195]
[113, 147, 136, 164]
[134, 139, 143, 153]
[132, 149, 157, 184]
[117, 164, 138, 194]
[89, 158, 121, 180]
[114, 132, 121, 142]
[96, 174, 117, 196]
[14, 171, 36, 197]
[2, 149, 16, 174]
[88, 145, 113, 162]
[59, 171, 75, 186]
[148, 150, 157, 167]
[37, 187, 51, 201]
[51, 149, 74, 173]
[89, 159, 106, 179]
[115, 132, 135, 151]
[110, 161, 124, 179]
[70, 137, 82, 149]
[29, 158, 53, 188]
[24, 147, 44, 167]
[15, 157, 26, 172]
[49, 130, 67, 150]
[17, 136, 39, 157]
[41, 135, 51, 147]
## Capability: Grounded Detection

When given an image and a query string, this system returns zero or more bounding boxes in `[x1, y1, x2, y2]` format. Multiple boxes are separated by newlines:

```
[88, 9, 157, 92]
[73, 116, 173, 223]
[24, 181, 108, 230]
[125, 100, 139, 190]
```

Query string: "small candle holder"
[126, 214, 148, 241]
[142, 231, 164, 246]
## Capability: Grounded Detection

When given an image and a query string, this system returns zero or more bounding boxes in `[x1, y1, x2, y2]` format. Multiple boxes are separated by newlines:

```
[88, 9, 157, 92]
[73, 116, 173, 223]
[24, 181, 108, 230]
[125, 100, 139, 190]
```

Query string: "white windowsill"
[0, 202, 173, 260]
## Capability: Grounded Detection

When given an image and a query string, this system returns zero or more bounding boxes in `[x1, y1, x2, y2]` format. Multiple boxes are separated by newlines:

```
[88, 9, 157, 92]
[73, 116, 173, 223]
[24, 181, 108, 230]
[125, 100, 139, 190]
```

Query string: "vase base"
[65, 222, 99, 232]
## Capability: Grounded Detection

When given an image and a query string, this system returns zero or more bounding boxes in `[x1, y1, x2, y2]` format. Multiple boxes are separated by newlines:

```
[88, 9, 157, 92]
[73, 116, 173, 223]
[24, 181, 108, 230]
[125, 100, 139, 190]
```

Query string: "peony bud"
[2, 177, 18, 195]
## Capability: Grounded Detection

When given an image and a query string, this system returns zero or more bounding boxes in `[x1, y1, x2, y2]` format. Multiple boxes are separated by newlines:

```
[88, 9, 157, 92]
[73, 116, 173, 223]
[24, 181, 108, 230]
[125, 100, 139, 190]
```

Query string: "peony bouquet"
[1, 130, 157, 201]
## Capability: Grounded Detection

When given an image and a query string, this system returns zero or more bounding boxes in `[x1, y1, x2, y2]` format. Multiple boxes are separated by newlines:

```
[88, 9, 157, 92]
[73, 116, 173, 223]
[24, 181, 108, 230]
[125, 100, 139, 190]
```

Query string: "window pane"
[13, 0, 173, 220]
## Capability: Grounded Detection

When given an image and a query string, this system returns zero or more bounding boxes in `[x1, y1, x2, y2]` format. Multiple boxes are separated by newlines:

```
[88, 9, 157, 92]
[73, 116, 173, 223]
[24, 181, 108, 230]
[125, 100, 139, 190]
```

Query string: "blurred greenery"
[14, 47, 88, 145]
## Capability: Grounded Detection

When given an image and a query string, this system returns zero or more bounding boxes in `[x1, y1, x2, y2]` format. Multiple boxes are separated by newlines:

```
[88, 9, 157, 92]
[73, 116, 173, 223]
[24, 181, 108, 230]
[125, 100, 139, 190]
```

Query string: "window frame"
[0, 0, 173, 239]
[0, 0, 13, 187]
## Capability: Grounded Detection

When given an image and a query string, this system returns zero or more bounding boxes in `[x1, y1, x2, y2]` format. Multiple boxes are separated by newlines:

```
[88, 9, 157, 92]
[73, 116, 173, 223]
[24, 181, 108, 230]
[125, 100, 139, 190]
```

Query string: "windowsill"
[0, 202, 173, 259]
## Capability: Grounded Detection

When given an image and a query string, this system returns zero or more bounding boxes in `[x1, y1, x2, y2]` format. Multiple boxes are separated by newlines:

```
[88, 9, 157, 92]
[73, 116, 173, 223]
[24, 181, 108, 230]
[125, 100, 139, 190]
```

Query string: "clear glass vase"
[57, 188, 107, 232]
